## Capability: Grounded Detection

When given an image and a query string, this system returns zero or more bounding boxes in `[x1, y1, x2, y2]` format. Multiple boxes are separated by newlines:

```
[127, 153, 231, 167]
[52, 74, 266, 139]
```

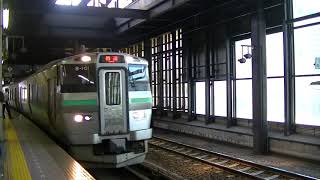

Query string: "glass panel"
[294, 17, 320, 27]
[214, 81, 226, 116]
[236, 80, 252, 119]
[235, 39, 252, 79]
[128, 64, 150, 91]
[196, 82, 205, 115]
[105, 72, 121, 105]
[61, 64, 96, 93]
[267, 78, 284, 122]
[266, 33, 284, 77]
[293, 0, 320, 18]
[295, 24, 320, 75]
[236, 33, 284, 78]
[295, 76, 320, 126]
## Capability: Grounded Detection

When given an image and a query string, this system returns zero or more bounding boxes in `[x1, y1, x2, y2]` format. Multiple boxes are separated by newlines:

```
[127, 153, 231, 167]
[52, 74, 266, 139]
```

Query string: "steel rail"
[149, 136, 318, 180]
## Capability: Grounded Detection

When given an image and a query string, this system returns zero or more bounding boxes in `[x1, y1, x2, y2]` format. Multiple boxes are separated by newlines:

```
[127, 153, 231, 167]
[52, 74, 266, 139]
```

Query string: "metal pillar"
[187, 36, 195, 121]
[211, 34, 216, 122]
[144, 38, 152, 85]
[205, 30, 211, 124]
[171, 31, 178, 119]
[283, 0, 296, 136]
[231, 42, 238, 126]
[226, 38, 234, 128]
[158, 37, 164, 116]
[0, 0, 4, 142]
[251, 0, 269, 154]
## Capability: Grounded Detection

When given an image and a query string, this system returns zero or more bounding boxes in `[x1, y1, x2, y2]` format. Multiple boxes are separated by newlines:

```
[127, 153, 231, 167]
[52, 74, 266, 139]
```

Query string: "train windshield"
[128, 64, 150, 91]
[61, 64, 96, 93]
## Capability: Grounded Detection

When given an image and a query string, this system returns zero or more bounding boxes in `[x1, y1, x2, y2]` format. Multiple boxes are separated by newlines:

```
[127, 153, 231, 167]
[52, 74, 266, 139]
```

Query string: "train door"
[47, 79, 57, 125]
[99, 69, 128, 135]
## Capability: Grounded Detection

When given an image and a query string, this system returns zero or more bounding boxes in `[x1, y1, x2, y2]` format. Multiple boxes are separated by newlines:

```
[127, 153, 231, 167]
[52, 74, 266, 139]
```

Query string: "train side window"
[105, 72, 121, 105]
[21, 87, 27, 102]
[14, 88, 17, 101]
[32, 84, 36, 103]
[28, 84, 31, 102]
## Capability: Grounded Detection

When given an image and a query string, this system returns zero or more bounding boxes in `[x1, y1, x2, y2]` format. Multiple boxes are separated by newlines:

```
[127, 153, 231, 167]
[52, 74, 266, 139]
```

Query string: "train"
[4, 52, 153, 167]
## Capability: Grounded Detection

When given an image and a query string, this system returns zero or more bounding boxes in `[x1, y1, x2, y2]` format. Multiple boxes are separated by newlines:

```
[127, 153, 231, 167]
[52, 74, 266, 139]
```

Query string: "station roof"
[5, 0, 281, 65]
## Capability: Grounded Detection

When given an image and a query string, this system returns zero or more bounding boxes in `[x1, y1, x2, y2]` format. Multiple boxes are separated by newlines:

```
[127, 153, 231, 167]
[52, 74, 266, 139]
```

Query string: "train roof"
[6, 52, 148, 86]
[39, 52, 148, 69]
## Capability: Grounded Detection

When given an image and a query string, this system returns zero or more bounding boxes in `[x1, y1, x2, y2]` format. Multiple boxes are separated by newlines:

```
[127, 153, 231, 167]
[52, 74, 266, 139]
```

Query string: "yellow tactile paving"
[4, 118, 32, 180]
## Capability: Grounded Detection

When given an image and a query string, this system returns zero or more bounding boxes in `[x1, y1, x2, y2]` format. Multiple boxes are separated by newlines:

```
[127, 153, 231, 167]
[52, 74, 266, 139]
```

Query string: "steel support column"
[283, 0, 296, 136]
[231, 42, 238, 126]
[0, 0, 3, 142]
[251, 0, 269, 154]
[187, 36, 195, 121]
[158, 37, 165, 116]
[144, 38, 152, 84]
[205, 30, 212, 124]
[226, 38, 234, 128]
[172, 31, 178, 119]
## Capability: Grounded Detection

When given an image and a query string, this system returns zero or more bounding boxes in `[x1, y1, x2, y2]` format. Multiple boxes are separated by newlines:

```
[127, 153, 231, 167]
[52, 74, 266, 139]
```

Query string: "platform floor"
[154, 128, 320, 179]
[1, 112, 95, 180]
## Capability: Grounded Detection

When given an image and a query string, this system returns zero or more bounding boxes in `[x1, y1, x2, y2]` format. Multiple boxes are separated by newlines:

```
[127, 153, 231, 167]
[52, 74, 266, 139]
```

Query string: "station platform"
[1, 112, 95, 180]
[154, 128, 320, 179]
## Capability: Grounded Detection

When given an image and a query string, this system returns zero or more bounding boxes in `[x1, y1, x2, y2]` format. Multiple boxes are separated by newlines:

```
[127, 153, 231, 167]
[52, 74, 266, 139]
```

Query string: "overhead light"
[55, 0, 81, 6]
[3, 9, 9, 29]
[238, 58, 246, 64]
[244, 53, 252, 59]
[81, 55, 91, 62]
[238, 45, 253, 64]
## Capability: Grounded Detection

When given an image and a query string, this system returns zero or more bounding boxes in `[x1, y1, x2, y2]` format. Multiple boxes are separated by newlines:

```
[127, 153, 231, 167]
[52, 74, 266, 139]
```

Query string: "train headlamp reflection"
[74, 115, 83, 122]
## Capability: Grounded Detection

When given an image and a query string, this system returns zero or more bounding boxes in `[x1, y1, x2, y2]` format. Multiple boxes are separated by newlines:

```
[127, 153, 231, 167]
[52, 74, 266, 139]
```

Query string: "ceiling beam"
[79, 0, 91, 6]
[116, 0, 192, 33]
[15, 5, 148, 19]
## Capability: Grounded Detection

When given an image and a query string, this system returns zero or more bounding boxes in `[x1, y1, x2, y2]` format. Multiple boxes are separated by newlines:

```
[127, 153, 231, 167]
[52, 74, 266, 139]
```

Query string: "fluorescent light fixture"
[55, 0, 81, 6]
[3, 9, 9, 29]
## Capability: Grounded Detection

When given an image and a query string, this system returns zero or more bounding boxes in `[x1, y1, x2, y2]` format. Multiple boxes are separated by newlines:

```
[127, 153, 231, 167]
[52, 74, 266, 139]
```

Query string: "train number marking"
[75, 66, 89, 71]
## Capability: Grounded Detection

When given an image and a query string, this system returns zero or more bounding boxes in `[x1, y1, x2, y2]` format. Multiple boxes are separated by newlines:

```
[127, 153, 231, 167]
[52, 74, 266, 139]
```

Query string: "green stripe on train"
[130, 97, 152, 104]
[63, 99, 97, 106]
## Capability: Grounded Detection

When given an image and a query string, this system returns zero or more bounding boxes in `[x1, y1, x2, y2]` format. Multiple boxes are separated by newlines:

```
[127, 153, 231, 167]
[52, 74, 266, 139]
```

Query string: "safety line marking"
[5, 118, 32, 180]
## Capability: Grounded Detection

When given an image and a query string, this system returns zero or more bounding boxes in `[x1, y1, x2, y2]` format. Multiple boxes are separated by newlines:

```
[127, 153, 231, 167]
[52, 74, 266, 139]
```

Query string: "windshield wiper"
[129, 76, 136, 87]
[129, 69, 144, 76]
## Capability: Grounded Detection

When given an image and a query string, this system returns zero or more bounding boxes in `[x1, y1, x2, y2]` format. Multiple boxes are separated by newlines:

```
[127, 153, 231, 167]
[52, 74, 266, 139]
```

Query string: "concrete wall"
[153, 118, 320, 161]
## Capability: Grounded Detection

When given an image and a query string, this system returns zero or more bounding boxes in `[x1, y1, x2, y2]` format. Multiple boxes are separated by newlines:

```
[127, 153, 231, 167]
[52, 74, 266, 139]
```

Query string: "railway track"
[149, 136, 318, 180]
[125, 162, 185, 180]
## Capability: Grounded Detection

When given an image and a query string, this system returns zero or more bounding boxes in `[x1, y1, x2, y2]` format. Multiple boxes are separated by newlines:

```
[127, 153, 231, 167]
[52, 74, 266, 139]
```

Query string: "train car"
[5, 52, 152, 167]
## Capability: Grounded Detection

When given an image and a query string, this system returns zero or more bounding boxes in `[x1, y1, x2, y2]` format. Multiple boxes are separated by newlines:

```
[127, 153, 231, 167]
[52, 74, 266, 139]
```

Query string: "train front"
[68, 53, 152, 167]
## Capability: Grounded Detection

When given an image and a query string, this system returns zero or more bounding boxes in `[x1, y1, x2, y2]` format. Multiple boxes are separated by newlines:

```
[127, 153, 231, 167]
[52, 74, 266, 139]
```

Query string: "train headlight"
[84, 115, 92, 121]
[132, 110, 146, 120]
[74, 114, 83, 122]
[81, 55, 91, 62]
